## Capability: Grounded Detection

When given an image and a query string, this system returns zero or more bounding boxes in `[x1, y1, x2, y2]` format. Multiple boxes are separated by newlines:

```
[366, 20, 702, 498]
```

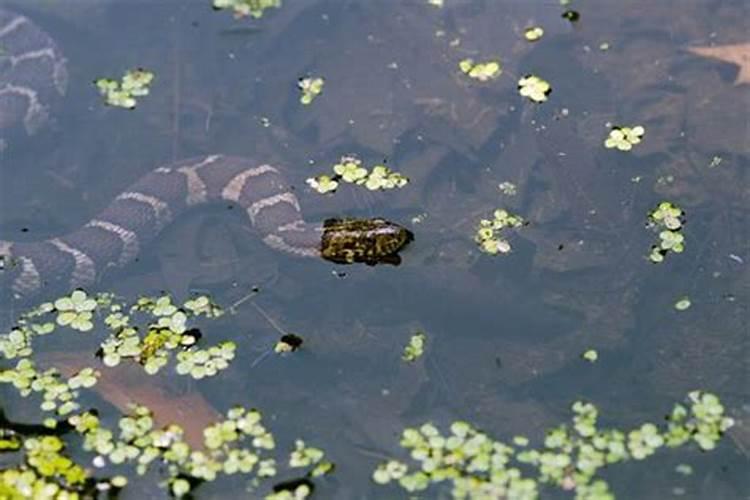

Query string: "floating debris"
[274, 333, 303, 354]
[647, 202, 686, 263]
[604, 125, 645, 151]
[402, 332, 426, 363]
[213, 0, 281, 19]
[475, 209, 525, 255]
[562, 9, 580, 22]
[708, 155, 723, 168]
[459, 59, 502, 81]
[518, 75, 551, 103]
[95, 69, 154, 109]
[298, 76, 324, 105]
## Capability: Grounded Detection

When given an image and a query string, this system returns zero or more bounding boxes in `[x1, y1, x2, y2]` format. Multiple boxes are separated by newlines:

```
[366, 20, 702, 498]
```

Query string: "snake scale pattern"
[0, 8, 412, 300]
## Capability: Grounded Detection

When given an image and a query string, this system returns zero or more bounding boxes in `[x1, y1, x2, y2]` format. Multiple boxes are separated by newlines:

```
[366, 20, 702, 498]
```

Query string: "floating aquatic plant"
[646, 201, 686, 263]
[524, 26, 544, 42]
[402, 332, 426, 363]
[604, 125, 645, 151]
[474, 209, 525, 255]
[582, 349, 598, 363]
[372, 391, 733, 498]
[54, 289, 97, 332]
[498, 181, 518, 196]
[518, 75, 551, 103]
[95, 69, 154, 109]
[459, 59, 502, 81]
[213, 0, 281, 18]
[674, 297, 692, 311]
[0, 292, 334, 497]
[307, 156, 408, 195]
[305, 175, 339, 194]
[297, 77, 324, 105]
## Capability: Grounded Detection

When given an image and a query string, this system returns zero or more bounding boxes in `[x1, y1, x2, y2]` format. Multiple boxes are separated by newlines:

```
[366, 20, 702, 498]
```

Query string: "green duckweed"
[459, 59, 502, 81]
[524, 26, 544, 42]
[95, 69, 154, 109]
[474, 209, 525, 255]
[604, 125, 645, 151]
[647, 202, 686, 263]
[213, 0, 281, 18]
[518, 75, 551, 103]
[307, 156, 408, 195]
[373, 392, 733, 498]
[402, 332, 427, 362]
[298, 77, 324, 105]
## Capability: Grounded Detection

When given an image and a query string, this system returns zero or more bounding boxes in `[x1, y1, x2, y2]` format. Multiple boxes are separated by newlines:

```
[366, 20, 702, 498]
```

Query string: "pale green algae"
[0, 291, 333, 497]
[372, 391, 734, 499]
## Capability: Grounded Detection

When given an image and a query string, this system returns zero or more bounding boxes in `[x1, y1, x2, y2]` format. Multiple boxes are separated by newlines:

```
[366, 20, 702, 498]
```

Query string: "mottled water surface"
[1, 0, 748, 498]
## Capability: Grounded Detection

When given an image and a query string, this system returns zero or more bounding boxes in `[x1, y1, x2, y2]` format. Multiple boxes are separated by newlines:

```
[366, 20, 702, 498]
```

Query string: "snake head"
[320, 218, 413, 266]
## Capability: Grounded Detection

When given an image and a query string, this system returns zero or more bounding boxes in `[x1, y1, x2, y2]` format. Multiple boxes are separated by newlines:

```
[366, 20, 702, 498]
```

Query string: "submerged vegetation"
[372, 392, 734, 499]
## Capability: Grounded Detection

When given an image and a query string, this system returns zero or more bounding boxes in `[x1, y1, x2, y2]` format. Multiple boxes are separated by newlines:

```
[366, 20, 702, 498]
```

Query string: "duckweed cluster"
[474, 209, 525, 255]
[212, 0, 281, 18]
[402, 332, 427, 363]
[94, 69, 154, 109]
[372, 391, 734, 499]
[459, 59, 502, 81]
[518, 75, 552, 103]
[604, 125, 645, 151]
[498, 181, 518, 196]
[646, 201, 686, 263]
[297, 76, 324, 105]
[306, 155, 409, 195]
[0, 291, 334, 497]
[524, 26, 544, 42]
[0, 433, 126, 499]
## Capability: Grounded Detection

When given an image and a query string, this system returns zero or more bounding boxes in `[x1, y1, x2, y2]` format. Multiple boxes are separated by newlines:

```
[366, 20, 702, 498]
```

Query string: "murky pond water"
[1, 1, 748, 498]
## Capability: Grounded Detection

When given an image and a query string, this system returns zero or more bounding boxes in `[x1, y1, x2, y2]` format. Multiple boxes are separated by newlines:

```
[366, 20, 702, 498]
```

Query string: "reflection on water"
[1, 0, 748, 498]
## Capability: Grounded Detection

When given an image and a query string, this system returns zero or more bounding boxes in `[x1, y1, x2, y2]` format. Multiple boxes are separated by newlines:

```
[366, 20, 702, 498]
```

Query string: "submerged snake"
[0, 8, 413, 300]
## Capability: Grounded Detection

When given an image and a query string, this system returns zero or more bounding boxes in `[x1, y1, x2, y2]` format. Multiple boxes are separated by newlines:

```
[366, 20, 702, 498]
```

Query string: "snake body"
[0, 10, 412, 300]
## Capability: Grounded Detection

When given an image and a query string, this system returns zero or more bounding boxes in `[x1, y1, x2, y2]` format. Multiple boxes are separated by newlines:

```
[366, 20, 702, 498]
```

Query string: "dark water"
[1, 1, 748, 498]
